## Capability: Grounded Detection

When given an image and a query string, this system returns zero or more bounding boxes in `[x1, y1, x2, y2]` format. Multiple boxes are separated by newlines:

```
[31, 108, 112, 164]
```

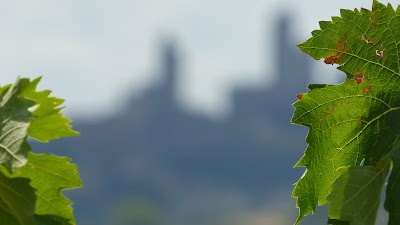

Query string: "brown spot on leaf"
[327, 104, 336, 115]
[319, 104, 336, 126]
[336, 41, 345, 51]
[297, 93, 303, 100]
[363, 86, 371, 93]
[355, 75, 363, 84]
[355, 69, 367, 84]
[324, 40, 348, 65]
[324, 53, 343, 65]
[324, 57, 335, 65]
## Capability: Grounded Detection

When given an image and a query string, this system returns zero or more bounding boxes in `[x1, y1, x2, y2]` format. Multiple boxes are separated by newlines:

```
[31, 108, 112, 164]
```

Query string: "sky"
[0, 0, 398, 119]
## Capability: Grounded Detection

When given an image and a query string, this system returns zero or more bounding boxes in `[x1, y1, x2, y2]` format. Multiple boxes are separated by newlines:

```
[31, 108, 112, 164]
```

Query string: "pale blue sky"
[0, 0, 396, 119]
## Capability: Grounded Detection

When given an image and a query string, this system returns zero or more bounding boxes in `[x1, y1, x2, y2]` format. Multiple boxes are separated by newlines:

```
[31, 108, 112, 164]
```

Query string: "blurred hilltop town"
[35, 15, 328, 225]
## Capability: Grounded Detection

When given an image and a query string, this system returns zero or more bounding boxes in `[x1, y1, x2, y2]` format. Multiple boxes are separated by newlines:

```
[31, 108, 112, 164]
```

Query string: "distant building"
[36, 15, 314, 225]
[232, 16, 310, 122]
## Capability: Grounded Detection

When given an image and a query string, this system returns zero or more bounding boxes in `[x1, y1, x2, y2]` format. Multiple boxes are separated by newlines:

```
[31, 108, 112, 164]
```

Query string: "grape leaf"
[0, 154, 82, 225]
[292, 1, 400, 224]
[22, 77, 78, 143]
[0, 171, 36, 225]
[328, 219, 350, 225]
[0, 76, 81, 225]
[0, 77, 78, 171]
[0, 78, 36, 171]
[327, 157, 390, 225]
[35, 215, 71, 225]
[13, 153, 83, 224]
[384, 145, 400, 225]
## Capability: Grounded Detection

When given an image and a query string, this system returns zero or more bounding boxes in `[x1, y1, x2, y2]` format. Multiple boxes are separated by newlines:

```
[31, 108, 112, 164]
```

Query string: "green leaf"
[0, 76, 79, 171]
[0, 76, 78, 171]
[0, 78, 36, 171]
[0, 153, 82, 225]
[34, 215, 71, 225]
[12, 153, 83, 225]
[292, 1, 400, 223]
[384, 144, 400, 225]
[327, 157, 390, 225]
[0, 76, 81, 224]
[0, 170, 36, 225]
[22, 77, 79, 143]
[328, 219, 350, 225]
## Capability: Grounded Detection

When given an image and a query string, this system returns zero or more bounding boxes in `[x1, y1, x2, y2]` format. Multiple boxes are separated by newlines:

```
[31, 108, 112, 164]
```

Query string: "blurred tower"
[161, 41, 178, 103]
[232, 15, 311, 121]
[276, 15, 310, 96]
[276, 15, 290, 81]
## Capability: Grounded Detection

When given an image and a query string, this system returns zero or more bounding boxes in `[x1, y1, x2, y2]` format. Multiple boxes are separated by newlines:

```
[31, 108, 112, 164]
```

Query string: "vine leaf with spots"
[292, 1, 400, 224]
[0, 77, 82, 225]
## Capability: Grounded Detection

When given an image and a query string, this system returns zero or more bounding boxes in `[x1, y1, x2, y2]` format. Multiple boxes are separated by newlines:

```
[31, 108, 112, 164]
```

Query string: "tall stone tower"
[276, 15, 310, 97]
[161, 41, 178, 102]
